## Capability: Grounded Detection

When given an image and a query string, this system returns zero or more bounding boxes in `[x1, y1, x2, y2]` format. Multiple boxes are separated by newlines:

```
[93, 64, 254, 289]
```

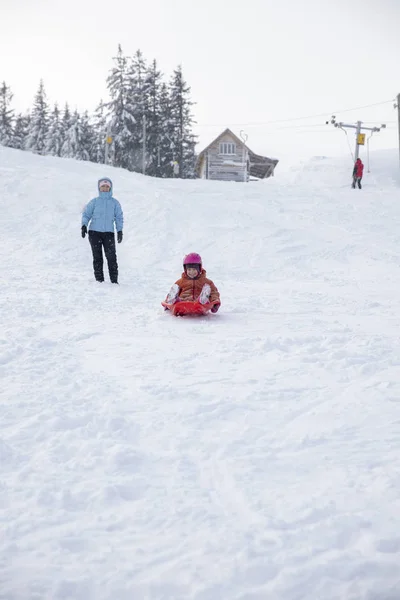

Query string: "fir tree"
[157, 82, 176, 178]
[25, 80, 49, 154]
[79, 111, 95, 161]
[144, 59, 163, 177]
[106, 44, 136, 170]
[91, 100, 107, 164]
[168, 66, 197, 178]
[12, 113, 30, 150]
[61, 110, 89, 160]
[129, 50, 148, 113]
[127, 50, 150, 171]
[61, 103, 72, 135]
[0, 81, 15, 147]
[45, 104, 64, 156]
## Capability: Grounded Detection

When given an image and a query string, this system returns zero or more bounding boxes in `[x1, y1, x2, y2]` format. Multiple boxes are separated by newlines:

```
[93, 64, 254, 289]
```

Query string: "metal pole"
[354, 120, 362, 162]
[329, 116, 385, 181]
[171, 142, 175, 177]
[142, 115, 146, 175]
[105, 122, 111, 164]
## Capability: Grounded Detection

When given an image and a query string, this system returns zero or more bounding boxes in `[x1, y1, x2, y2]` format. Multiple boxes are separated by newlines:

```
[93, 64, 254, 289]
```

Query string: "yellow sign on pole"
[357, 133, 366, 145]
[106, 136, 113, 144]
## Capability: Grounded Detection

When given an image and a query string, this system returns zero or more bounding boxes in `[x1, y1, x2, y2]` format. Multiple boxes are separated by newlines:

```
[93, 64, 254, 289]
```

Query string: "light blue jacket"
[82, 177, 124, 233]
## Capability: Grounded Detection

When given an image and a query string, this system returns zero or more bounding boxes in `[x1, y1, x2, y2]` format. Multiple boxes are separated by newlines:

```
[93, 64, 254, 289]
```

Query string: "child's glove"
[211, 303, 220, 313]
[81, 225, 87, 238]
[117, 231, 123, 243]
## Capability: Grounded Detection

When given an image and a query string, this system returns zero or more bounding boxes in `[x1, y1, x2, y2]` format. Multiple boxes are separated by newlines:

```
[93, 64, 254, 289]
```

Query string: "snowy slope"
[1, 146, 400, 600]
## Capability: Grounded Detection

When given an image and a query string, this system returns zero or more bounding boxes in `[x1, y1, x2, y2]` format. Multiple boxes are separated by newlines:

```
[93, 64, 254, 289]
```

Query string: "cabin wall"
[206, 133, 248, 182]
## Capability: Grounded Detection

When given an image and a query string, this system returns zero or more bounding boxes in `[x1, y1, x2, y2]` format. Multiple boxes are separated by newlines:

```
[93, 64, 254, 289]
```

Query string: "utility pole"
[326, 116, 386, 169]
[327, 116, 386, 164]
[354, 120, 362, 162]
[142, 115, 146, 175]
[395, 93, 400, 167]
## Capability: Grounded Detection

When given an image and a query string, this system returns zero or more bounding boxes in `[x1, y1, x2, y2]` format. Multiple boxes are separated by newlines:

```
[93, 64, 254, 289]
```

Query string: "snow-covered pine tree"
[181, 130, 197, 179]
[25, 80, 49, 155]
[79, 111, 95, 161]
[44, 104, 64, 156]
[61, 110, 90, 160]
[56, 103, 72, 157]
[61, 103, 72, 138]
[91, 100, 107, 164]
[143, 59, 164, 177]
[0, 81, 14, 147]
[127, 49, 150, 172]
[60, 111, 77, 159]
[157, 82, 176, 178]
[106, 45, 136, 170]
[12, 113, 30, 150]
[168, 66, 197, 178]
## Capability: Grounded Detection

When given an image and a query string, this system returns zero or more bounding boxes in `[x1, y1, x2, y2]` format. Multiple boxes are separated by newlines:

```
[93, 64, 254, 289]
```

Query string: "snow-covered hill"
[1, 146, 400, 600]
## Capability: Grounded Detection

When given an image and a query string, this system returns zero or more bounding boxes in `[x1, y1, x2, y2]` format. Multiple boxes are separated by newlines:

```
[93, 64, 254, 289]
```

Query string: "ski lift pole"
[105, 122, 113, 164]
[327, 116, 386, 177]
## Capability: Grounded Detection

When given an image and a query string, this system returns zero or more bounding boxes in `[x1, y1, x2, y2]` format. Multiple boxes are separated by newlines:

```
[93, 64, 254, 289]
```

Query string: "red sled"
[161, 300, 217, 317]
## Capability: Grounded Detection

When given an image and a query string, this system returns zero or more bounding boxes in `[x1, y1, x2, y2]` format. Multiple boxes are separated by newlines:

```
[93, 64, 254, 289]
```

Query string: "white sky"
[2, 0, 400, 160]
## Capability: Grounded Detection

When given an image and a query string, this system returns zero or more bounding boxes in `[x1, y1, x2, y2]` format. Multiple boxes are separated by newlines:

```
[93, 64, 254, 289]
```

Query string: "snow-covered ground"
[1, 146, 400, 600]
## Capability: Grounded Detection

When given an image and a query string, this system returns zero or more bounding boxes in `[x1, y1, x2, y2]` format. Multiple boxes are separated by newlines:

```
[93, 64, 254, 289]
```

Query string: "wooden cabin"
[196, 129, 278, 182]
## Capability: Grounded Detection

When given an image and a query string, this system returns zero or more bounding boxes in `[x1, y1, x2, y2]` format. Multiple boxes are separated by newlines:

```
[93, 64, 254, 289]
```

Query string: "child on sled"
[165, 252, 221, 313]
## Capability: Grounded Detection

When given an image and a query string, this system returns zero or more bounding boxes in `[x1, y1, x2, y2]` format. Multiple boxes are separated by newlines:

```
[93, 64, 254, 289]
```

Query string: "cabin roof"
[197, 128, 248, 158]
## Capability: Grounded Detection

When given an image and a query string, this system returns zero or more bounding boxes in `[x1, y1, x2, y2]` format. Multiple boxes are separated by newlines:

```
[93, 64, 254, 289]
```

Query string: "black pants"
[352, 176, 362, 189]
[88, 231, 118, 283]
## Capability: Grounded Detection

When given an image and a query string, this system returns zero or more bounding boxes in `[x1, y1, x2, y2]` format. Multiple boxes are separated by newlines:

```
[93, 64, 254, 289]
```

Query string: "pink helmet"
[183, 252, 202, 271]
[183, 252, 202, 265]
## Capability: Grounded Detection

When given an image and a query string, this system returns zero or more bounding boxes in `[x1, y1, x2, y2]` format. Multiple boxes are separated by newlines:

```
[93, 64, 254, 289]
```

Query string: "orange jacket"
[174, 269, 220, 303]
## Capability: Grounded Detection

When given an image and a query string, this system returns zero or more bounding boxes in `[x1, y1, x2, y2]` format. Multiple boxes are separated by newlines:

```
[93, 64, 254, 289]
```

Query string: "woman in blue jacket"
[81, 177, 124, 284]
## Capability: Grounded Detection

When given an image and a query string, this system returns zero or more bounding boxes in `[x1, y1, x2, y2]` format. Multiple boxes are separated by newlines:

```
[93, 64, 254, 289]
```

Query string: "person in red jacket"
[165, 252, 221, 312]
[352, 158, 364, 189]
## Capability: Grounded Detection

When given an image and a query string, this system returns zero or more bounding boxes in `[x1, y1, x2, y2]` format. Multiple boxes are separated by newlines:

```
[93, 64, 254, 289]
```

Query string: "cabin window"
[219, 142, 236, 155]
